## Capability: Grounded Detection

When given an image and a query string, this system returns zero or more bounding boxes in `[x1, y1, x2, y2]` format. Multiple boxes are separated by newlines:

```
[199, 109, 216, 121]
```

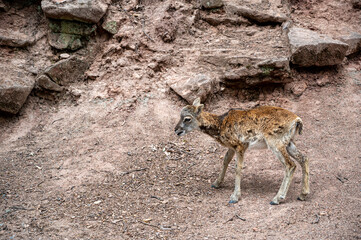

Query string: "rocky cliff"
[0, 0, 360, 113]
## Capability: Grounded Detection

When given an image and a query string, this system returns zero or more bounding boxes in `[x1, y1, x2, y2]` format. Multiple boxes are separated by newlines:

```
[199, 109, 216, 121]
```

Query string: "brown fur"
[175, 98, 310, 204]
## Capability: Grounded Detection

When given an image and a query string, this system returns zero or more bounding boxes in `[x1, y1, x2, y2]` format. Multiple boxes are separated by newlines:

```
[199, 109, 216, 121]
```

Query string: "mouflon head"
[174, 98, 204, 136]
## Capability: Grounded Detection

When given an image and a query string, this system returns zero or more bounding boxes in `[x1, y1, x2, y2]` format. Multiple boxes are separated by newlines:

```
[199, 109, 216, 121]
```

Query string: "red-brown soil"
[0, 0, 360, 239]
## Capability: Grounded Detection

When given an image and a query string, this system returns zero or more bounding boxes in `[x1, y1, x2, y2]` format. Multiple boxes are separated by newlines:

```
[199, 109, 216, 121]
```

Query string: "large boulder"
[0, 29, 36, 47]
[288, 27, 349, 67]
[199, 26, 291, 86]
[169, 74, 218, 104]
[41, 0, 109, 23]
[0, 64, 34, 114]
[222, 57, 291, 86]
[44, 56, 89, 86]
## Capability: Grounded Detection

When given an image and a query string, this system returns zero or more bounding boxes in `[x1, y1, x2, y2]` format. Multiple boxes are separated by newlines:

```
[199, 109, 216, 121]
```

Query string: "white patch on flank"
[248, 138, 268, 150]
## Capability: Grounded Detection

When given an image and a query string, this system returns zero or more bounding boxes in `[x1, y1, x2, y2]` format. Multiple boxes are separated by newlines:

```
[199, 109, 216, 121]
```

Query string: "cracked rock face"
[288, 27, 349, 67]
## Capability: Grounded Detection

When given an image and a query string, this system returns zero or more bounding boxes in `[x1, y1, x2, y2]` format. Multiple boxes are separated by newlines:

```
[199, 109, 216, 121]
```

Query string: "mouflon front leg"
[229, 146, 246, 204]
[212, 148, 235, 189]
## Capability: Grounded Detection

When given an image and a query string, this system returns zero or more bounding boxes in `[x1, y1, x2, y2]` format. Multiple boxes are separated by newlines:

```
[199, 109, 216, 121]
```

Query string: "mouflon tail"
[295, 118, 303, 135]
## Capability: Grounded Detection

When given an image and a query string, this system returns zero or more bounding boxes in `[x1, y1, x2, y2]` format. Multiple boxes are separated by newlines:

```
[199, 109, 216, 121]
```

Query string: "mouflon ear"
[195, 104, 204, 115]
[193, 97, 201, 107]
[192, 97, 204, 115]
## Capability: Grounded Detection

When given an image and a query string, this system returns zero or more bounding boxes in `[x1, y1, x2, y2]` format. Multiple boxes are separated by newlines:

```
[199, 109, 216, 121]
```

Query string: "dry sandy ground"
[0, 0, 361, 239]
[0, 55, 360, 239]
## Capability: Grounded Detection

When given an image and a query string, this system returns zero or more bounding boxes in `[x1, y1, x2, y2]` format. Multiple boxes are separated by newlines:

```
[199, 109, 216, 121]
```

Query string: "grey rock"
[339, 32, 361, 56]
[101, 5, 126, 35]
[41, 0, 109, 23]
[44, 56, 89, 86]
[201, 0, 224, 9]
[169, 74, 217, 104]
[26, 66, 39, 75]
[223, 57, 291, 86]
[226, 4, 288, 24]
[36, 74, 64, 92]
[0, 29, 36, 47]
[288, 27, 349, 67]
[102, 20, 120, 35]
[0, 65, 34, 114]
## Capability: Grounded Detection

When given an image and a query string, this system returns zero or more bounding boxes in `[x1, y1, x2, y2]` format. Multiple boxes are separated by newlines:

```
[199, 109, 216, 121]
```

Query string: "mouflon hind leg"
[287, 141, 310, 201]
[270, 145, 296, 205]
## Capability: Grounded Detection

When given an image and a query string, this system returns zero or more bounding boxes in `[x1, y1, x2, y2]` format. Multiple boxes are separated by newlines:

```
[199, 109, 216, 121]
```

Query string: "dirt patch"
[0, 0, 361, 239]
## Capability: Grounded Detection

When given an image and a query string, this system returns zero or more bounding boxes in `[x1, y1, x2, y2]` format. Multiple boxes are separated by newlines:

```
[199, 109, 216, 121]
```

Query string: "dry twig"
[150, 195, 163, 201]
[141, 12, 155, 42]
[224, 214, 246, 224]
[121, 168, 148, 176]
[139, 220, 159, 229]
[335, 175, 348, 183]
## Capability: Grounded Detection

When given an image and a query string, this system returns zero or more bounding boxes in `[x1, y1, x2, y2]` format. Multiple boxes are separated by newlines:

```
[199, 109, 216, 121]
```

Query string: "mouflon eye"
[183, 117, 192, 123]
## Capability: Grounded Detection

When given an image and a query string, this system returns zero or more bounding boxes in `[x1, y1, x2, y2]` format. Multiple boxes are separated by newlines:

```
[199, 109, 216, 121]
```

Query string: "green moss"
[49, 20, 61, 33]
[104, 21, 118, 35]
[61, 21, 96, 35]
[260, 66, 274, 76]
[57, 33, 82, 50]
[49, 19, 96, 36]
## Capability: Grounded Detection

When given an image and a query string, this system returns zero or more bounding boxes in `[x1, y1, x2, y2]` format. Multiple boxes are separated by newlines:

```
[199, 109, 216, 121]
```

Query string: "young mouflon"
[174, 98, 309, 204]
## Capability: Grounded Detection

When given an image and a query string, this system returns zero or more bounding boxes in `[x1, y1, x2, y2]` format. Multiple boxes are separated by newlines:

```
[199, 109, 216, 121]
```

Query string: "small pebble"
[60, 53, 70, 59]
